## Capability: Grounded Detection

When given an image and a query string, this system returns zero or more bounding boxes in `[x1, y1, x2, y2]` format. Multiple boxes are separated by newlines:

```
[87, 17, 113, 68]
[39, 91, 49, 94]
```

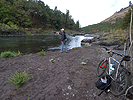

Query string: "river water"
[0, 35, 93, 54]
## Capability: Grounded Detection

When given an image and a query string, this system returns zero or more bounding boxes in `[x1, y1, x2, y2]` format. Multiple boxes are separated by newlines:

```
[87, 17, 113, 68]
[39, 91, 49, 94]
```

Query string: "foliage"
[121, 5, 133, 29]
[0, 51, 15, 58]
[7, 71, 28, 87]
[83, 45, 89, 48]
[129, 1, 132, 6]
[51, 56, 55, 58]
[13, 50, 21, 56]
[0, 23, 19, 33]
[26, 32, 32, 35]
[81, 18, 123, 32]
[0, 0, 79, 33]
[37, 49, 46, 56]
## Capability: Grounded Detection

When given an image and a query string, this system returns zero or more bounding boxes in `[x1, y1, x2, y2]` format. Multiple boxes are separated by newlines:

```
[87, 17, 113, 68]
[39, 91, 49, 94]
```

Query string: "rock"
[67, 85, 72, 90]
[81, 39, 92, 44]
[91, 41, 101, 45]
[99, 40, 120, 46]
[113, 45, 124, 50]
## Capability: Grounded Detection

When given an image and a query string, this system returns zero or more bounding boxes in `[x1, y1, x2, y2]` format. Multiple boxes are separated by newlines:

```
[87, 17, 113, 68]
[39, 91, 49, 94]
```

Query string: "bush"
[0, 23, 19, 33]
[7, 71, 28, 87]
[83, 45, 89, 48]
[13, 50, 22, 56]
[26, 32, 31, 35]
[0, 51, 15, 58]
[37, 50, 46, 56]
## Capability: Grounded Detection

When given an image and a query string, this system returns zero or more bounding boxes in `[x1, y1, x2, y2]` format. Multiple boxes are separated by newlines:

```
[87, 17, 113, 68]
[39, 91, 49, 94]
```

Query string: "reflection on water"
[0, 35, 93, 54]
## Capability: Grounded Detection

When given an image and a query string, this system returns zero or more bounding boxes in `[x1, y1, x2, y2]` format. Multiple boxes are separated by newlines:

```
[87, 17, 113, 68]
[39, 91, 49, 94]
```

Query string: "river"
[0, 35, 93, 54]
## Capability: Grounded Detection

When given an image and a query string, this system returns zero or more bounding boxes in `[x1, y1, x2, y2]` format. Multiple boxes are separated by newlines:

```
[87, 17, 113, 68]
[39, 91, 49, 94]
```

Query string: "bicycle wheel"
[110, 70, 129, 96]
[125, 85, 133, 99]
[96, 59, 108, 77]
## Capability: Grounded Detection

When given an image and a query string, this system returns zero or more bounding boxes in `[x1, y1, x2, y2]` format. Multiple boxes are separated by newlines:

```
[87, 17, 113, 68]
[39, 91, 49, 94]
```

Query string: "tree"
[76, 20, 80, 31]
[129, 1, 132, 6]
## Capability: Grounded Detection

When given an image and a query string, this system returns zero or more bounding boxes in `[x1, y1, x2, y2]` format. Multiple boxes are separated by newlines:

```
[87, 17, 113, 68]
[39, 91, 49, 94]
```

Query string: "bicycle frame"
[107, 57, 120, 80]
[108, 57, 120, 81]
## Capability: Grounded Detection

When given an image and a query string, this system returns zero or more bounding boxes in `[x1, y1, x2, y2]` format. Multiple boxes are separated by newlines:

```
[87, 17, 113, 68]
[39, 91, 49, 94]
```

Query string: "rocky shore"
[81, 32, 128, 50]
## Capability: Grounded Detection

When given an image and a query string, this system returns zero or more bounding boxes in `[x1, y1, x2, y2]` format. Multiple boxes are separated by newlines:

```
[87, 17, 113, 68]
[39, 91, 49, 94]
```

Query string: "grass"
[37, 50, 46, 56]
[35, 77, 40, 83]
[7, 71, 28, 87]
[83, 45, 88, 48]
[0, 51, 15, 58]
[81, 56, 84, 59]
[27, 67, 32, 70]
[51, 56, 55, 58]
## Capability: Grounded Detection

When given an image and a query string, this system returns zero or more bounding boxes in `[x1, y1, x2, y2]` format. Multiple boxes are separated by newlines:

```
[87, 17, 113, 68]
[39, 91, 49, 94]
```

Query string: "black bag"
[96, 75, 112, 91]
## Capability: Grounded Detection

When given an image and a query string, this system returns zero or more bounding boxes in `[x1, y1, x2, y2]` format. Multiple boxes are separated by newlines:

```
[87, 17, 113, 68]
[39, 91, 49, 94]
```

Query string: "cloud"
[42, 0, 132, 27]
[110, 0, 118, 7]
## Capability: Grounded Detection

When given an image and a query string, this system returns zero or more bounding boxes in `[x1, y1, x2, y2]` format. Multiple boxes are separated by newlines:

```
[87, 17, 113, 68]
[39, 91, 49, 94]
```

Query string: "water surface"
[0, 35, 93, 54]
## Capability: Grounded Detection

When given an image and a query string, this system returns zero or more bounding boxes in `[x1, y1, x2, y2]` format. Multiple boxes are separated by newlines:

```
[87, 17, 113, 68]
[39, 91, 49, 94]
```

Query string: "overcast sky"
[42, 0, 133, 27]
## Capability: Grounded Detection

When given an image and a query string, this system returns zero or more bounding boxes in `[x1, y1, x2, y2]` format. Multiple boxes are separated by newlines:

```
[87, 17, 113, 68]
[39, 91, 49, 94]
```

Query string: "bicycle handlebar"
[103, 47, 123, 57]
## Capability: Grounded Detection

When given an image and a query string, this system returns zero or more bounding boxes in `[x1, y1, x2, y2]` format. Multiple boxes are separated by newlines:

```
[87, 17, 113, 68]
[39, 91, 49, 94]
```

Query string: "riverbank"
[0, 29, 80, 37]
[0, 46, 120, 100]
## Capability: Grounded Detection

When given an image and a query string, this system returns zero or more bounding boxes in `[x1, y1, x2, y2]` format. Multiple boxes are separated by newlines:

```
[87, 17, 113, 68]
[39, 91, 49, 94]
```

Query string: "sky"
[42, 0, 133, 27]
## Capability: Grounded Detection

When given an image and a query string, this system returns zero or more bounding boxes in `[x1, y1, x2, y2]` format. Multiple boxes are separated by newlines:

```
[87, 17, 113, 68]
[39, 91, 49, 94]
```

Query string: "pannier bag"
[96, 75, 112, 93]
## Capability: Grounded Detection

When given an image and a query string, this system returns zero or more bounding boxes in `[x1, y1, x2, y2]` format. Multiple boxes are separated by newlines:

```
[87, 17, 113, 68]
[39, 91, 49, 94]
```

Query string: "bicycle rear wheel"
[111, 71, 129, 96]
[96, 59, 108, 77]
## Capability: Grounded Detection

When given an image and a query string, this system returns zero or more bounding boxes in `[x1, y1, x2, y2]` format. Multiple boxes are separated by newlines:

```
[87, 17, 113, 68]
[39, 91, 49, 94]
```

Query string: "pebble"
[66, 93, 69, 95]
[93, 93, 96, 97]
[68, 85, 72, 90]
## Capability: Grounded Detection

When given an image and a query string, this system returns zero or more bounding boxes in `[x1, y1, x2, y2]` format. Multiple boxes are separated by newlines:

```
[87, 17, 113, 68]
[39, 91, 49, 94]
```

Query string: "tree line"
[81, 18, 123, 32]
[0, 0, 80, 33]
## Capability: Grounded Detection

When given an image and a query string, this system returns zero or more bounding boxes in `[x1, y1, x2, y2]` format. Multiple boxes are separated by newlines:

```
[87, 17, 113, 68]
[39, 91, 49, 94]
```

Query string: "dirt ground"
[0, 46, 129, 100]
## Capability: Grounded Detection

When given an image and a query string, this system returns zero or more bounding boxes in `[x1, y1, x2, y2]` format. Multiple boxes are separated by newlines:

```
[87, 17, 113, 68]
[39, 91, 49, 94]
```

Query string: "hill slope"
[101, 7, 130, 24]
[81, 6, 131, 32]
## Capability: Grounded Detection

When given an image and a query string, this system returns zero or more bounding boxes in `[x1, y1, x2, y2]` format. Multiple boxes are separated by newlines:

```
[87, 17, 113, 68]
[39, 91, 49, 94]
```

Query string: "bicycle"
[96, 47, 131, 96]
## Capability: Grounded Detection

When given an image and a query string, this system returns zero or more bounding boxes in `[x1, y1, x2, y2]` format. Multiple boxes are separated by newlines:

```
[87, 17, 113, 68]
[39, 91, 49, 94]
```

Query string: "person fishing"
[56, 28, 68, 53]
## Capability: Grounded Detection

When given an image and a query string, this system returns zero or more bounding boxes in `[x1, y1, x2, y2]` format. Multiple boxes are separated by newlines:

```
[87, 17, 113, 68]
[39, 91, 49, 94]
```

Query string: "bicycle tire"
[110, 70, 129, 96]
[96, 59, 107, 77]
[125, 85, 133, 99]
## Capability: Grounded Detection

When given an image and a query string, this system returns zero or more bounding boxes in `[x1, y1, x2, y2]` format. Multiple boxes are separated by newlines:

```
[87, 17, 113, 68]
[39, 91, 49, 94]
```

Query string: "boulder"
[81, 39, 92, 44]
[99, 40, 120, 46]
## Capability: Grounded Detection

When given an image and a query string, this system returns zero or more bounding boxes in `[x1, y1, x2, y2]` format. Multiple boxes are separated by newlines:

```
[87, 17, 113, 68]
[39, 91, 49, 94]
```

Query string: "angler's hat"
[61, 28, 64, 31]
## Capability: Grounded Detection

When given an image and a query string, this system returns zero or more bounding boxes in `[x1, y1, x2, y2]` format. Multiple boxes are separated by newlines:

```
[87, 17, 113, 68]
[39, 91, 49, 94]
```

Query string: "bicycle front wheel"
[96, 59, 108, 77]
[111, 71, 129, 96]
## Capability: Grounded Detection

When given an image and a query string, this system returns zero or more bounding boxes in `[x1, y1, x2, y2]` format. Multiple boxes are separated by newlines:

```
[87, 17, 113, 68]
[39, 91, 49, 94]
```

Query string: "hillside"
[81, 5, 132, 32]
[0, 0, 80, 34]
[101, 7, 130, 24]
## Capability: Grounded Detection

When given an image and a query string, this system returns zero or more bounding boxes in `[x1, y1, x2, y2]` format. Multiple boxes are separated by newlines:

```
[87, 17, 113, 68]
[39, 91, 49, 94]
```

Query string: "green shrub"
[0, 51, 15, 58]
[7, 71, 28, 87]
[13, 50, 22, 56]
[37, 50, 46, 56]
[0, 23, 19, 33]
[26, 32, 32, 35]
[83, 45, 88, 48]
